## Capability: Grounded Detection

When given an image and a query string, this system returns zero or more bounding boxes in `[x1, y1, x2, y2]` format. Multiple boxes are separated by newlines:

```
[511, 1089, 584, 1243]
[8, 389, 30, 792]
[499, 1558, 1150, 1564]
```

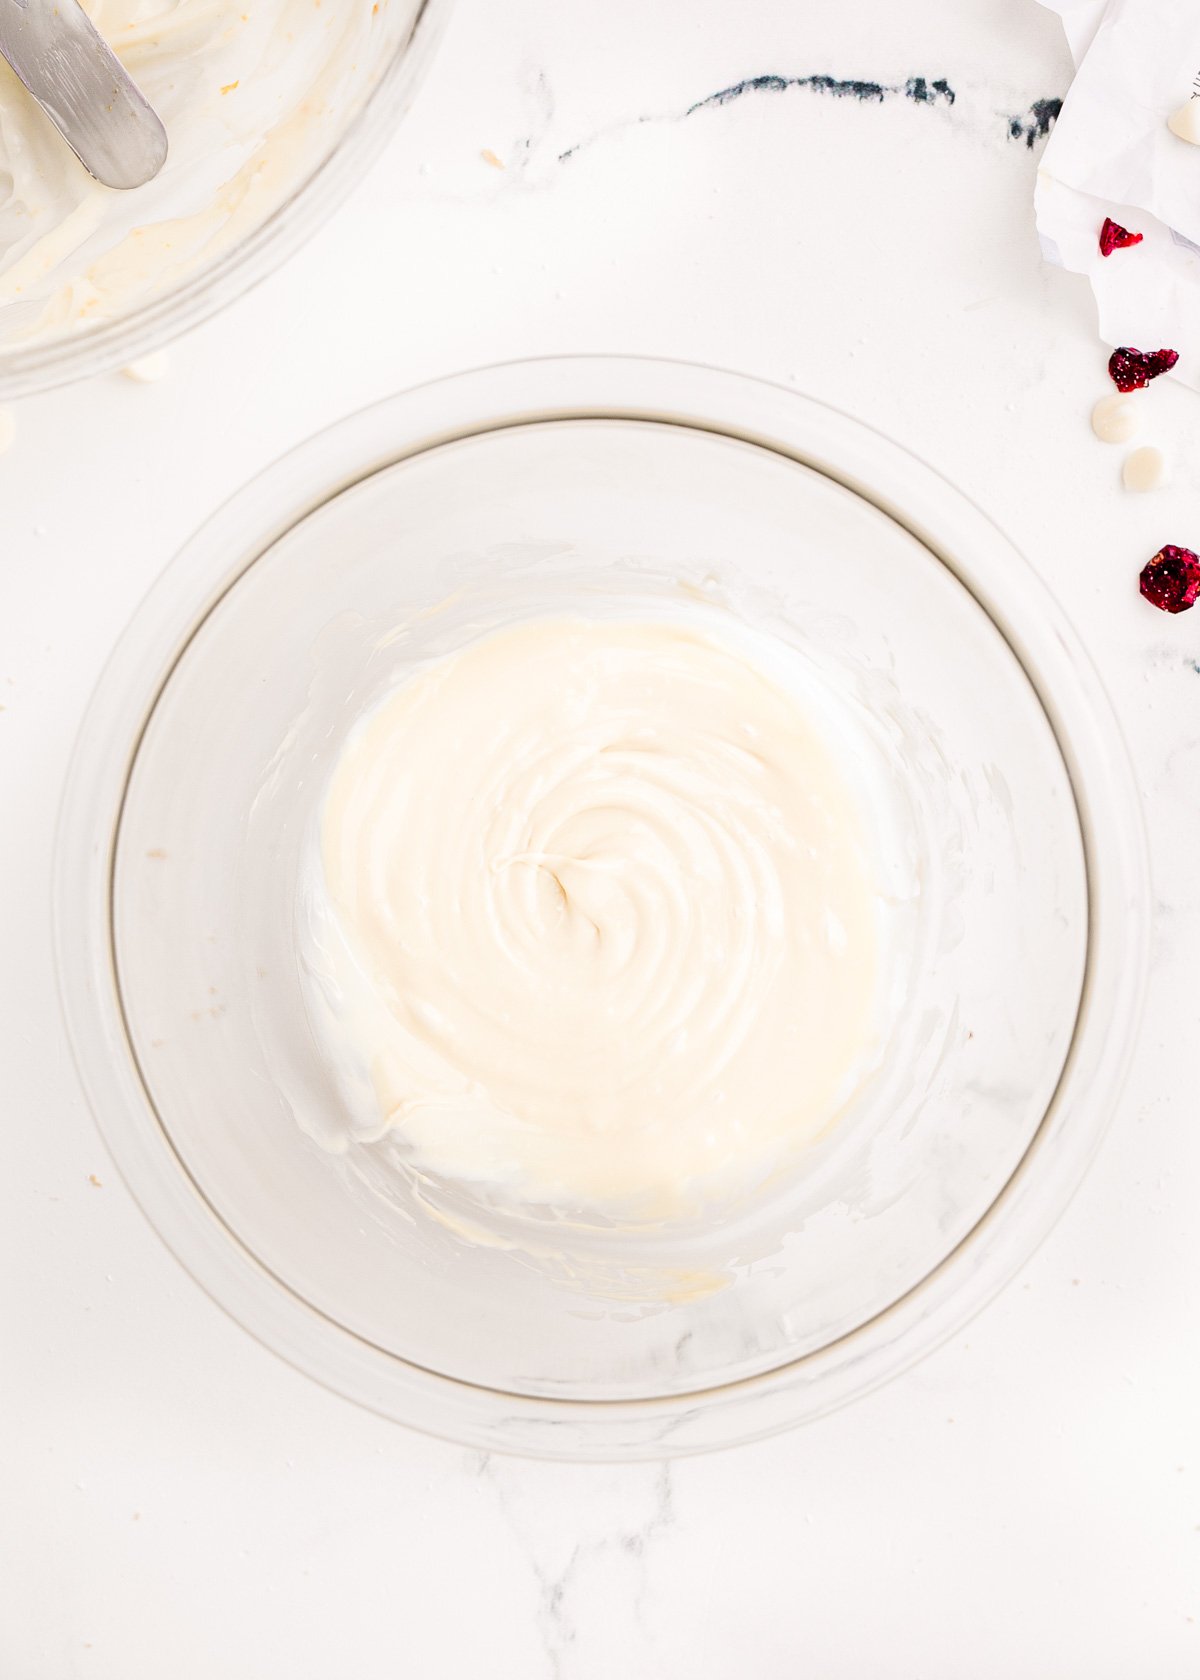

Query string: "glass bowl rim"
[53, 355, 1151, 1459]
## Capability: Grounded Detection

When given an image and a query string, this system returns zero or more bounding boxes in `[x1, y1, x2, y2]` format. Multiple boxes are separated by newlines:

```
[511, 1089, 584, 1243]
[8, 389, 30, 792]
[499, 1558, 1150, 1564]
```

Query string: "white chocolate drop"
[1122, 445, 1168, 492]
[1168, 100, 1200, 145]
[122, 351, 170, 385]
[1092, 393, 1142, 444]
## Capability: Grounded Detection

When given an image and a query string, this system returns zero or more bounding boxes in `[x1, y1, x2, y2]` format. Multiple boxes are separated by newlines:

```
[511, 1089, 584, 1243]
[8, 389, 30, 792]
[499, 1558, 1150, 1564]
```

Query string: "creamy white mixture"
[0, 0, 406, 347]
[307, 618, 885, 1223]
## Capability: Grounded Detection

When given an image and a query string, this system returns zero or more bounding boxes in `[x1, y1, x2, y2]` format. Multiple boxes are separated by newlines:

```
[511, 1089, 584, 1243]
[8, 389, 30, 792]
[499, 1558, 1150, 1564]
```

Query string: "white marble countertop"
[3, 0, 1199, 1673]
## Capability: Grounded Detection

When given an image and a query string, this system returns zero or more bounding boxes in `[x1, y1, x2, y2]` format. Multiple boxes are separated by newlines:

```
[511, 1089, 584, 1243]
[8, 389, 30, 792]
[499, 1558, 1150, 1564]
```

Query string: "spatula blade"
[0, 0, 167, 191]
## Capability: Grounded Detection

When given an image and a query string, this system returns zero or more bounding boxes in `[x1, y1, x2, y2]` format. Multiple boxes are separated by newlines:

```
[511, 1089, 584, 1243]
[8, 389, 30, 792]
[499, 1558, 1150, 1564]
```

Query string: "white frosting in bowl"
[0, 0, 414, 348]
[306, 616, 887, 1223]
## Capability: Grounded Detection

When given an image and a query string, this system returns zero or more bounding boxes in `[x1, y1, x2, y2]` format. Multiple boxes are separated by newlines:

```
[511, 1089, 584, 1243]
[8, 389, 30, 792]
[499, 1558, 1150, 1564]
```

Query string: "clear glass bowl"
[55, 358, 1149, 1458]
[0, 0, 447, 400]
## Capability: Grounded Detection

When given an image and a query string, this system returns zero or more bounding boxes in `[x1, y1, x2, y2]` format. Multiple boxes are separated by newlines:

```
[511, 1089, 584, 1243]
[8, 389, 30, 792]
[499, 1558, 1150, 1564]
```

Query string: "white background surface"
[3, 0, 1199, 1674]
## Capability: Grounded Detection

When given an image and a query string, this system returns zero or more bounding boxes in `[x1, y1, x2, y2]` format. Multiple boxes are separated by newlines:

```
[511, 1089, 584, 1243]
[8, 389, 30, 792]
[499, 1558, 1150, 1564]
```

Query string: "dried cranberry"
[1099, 217, 1143, 256]
[1140, 546, 1200, 613]
[1148, 348, 1178, 376]
[1108, 346, 1180, 391]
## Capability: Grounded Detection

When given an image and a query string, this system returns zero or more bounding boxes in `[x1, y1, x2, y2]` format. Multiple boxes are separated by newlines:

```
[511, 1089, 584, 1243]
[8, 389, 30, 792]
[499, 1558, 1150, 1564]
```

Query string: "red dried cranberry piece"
[1108, 346, 1180, 391]
[1140, 546, 1200, 613]
[1099, 217, 1143, 256]
[1147, 347, 1179, 376]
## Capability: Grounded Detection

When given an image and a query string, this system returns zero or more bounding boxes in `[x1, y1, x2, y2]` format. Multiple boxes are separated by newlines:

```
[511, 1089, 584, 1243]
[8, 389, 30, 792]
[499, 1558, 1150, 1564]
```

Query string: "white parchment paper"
[1037, 0, 1200, 390]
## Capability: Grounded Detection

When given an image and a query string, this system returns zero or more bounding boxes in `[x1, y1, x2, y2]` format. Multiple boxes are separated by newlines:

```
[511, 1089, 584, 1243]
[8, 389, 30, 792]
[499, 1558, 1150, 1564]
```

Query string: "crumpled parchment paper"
[1037, 0, 1200, 390]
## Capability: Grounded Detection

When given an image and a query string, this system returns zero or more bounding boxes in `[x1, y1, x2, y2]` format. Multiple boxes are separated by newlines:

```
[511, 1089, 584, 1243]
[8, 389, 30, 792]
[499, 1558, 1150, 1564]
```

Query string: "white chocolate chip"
[1122, 444, 1168, 492]
[1168, 100, 1200, 145]
[0, 407, 14, 454]
[1092, 393, 1142, 444]
[122, 350, 170, 383]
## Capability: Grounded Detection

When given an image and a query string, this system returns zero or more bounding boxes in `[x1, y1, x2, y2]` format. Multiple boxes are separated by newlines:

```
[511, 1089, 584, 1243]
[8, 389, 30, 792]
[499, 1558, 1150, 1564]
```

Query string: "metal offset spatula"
[0, 0, 167, 190]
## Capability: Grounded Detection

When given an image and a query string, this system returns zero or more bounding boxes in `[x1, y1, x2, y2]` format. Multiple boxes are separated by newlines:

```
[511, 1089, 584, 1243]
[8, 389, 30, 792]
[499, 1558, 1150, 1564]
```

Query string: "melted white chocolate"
[311, 618, 885, 1222]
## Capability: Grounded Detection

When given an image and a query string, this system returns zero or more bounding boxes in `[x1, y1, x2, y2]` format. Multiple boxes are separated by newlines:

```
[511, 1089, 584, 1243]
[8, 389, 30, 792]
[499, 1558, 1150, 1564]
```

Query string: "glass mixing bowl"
[0, 0, 446, 400]
[55, 358, 1149, 1458]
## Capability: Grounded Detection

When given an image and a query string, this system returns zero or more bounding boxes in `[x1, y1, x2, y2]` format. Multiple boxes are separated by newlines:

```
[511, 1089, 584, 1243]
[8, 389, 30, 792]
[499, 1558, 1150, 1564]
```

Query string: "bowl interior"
[110, 417, 1087, 1402]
